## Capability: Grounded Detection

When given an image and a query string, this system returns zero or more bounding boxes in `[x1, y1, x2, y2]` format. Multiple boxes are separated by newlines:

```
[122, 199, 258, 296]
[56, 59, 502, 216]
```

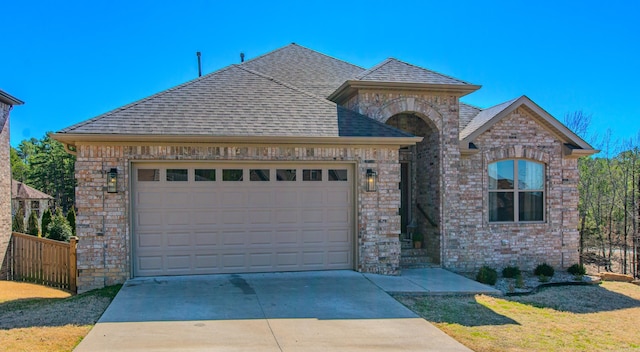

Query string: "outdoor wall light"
[366, 168, 377, 192]
[107, 168, 118, 193]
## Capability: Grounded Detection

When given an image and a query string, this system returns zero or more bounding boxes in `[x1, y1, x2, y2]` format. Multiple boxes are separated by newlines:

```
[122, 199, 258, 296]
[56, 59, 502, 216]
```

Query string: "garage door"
[132, 162, 354, 276]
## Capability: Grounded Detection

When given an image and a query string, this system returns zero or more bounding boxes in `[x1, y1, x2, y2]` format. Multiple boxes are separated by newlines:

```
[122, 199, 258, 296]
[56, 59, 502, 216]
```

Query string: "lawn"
[395, 282, 640, 352]
[0, 281, 120, 352]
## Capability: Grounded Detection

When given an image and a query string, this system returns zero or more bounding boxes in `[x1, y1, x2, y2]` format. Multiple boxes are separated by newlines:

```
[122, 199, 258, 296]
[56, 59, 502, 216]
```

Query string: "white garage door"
[132, 162, 354, 277]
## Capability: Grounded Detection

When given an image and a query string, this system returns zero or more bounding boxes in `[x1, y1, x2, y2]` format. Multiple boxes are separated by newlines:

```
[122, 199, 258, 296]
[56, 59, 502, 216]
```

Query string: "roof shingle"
[12, 180, 53, 200]
[355, 58, 472, 85]
[241, 44, 365, 98]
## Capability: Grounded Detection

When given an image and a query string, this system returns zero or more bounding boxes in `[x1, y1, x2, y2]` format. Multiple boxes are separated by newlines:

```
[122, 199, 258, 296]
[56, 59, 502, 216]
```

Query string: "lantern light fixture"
[107, 168, 118, 193]
[366, 168, 377, 192]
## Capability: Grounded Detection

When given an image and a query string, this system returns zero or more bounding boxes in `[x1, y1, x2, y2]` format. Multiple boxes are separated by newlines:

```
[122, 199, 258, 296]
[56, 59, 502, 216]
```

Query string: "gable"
[460, 96, 596, 157]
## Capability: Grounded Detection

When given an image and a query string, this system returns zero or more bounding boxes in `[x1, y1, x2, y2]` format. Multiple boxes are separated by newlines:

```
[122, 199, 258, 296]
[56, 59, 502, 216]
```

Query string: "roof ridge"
[240, 43, 365, 71]
[60, 65, 237, 133]
[390, 58, 473, 85]
[354, 58, 394, 79]
[234, 65, 338, 108]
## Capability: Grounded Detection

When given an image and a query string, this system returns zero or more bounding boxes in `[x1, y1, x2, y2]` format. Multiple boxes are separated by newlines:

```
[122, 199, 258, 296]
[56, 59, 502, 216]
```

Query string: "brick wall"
[343, 90, 581, 273]
[451, 108, 580, 272]
[0, 104, 11, 279]
[344, 90, 462, 264]
[74, 143, 402, 292]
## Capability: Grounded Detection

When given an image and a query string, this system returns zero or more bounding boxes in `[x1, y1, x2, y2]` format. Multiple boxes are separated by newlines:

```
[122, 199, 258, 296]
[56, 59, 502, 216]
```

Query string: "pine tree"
[41, 208, 53, 238]
[47, 208, 72, 242]
[66, 208, 76, 237]
[12, 207, 25, 233]
[26, 210, 39, 236]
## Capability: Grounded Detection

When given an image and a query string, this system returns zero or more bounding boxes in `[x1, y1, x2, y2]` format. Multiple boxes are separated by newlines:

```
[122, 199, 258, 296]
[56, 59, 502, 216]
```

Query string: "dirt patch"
[0, 281, 71, 303]
[0, 281, 120, 352]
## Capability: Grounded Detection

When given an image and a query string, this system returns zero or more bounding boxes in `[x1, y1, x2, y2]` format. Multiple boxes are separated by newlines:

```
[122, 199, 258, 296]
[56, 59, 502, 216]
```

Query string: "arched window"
[488, 160, 544, 222]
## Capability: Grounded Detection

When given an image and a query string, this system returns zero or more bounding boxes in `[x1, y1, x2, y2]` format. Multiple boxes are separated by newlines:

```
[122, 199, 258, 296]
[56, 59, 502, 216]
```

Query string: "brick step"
[401, 248, 431, 257]
[400, 255, 434, 265]
[401, 262, 441, 269]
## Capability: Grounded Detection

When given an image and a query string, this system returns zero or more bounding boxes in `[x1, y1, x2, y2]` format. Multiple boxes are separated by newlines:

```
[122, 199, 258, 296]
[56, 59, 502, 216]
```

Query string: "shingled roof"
[56, 63, 416, 142]
[355, 58, 471, 85]
[241, 44, 365, 99]
[12, 180, 53, 200]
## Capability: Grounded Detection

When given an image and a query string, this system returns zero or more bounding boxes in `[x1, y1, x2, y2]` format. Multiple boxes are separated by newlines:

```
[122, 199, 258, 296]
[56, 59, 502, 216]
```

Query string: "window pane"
[167, 169, 188, 181]
[488, 160, 514, 190]
[519, 191, 544, 221]
[489, 192, 514, 222]
[223, 169, 243, 181]
[277, 169, 296, 181]
[250, 169, 270, 181]
[138, 169, 160, 181]
[328, 169, 348, 181]
[303, 169, 322, 181]
[195, 169, 215, 181]
[518, 160, 544, 190]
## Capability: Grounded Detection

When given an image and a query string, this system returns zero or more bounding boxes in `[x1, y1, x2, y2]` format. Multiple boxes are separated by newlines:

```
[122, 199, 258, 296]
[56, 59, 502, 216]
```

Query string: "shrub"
[26, 210, 40, 236]
[534, 263, 555, 277]
[567, 264, 586, 276]
[12, 207, 25, 233]
[41, 208, 52, 238]
[502, 266, 521, 278]
[47, 209, 72, 242]
[476, 266, 498, 285]
[66, 208, 76, 236]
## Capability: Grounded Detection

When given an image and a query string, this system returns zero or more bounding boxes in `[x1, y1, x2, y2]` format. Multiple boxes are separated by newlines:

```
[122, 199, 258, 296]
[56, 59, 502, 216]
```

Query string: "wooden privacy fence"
[8, 232, 78, 293]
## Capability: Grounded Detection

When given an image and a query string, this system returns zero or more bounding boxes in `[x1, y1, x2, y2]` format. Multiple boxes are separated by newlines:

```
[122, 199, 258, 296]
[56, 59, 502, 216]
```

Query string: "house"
[11, 179, 54, 229]
[0, 89, 24, 279]
[53, 44, 596, 292]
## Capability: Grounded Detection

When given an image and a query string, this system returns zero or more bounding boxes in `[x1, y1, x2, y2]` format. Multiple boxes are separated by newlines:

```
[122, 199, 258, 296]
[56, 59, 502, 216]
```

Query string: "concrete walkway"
[75, 269, 491, 351]
[365, 268, 501, 295]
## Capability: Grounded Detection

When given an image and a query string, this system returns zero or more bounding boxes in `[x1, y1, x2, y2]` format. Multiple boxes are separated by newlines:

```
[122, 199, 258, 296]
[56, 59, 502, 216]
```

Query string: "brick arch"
[484, 146, 551, 165]
[370, 97, 443, 132]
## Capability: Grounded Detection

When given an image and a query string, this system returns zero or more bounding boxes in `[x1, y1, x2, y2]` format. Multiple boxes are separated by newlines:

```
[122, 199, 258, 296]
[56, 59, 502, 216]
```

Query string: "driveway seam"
[250, 277, 284, 352]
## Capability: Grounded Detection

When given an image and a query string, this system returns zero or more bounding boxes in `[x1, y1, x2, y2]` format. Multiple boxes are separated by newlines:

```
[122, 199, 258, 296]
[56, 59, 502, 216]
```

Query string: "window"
[138, 169, 160, 181]
[167, 169, 188, 181]
[276, 169, 296, 181]
[488, 160, 544, 222]
[250, 169, 270, 181]
[31, 201, 40, 217]
[328, 169, 348, 181]
[303, 169, 322, 181]
[195, 169, 216, 181]
[223, 169, 243, 181]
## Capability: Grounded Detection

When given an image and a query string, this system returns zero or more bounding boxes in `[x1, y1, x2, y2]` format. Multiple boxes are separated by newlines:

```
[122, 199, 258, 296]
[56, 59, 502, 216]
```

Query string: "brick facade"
[74, 143, 403, 292]
[0, 104, 11, 279]
[73, 93, 584, 291]
[344, 90, 462, 264]
[452, 108, 580, 271]
[342, 90, 580, 273]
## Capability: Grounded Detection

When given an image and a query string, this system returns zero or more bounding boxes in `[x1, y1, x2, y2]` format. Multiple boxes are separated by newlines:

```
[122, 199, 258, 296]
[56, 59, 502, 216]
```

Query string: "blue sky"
[2, 1, 639, 149]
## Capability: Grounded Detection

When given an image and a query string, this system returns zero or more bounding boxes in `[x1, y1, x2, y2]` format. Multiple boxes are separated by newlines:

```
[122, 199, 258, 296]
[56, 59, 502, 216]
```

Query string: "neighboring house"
[11, 179, 54, 229]
[53, 44, 596, 292]
[0, 90, 24, 279]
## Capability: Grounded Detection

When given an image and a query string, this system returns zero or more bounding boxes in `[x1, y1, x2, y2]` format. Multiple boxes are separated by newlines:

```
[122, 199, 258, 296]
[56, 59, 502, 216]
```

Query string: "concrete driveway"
[75, 270, 472, 351]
